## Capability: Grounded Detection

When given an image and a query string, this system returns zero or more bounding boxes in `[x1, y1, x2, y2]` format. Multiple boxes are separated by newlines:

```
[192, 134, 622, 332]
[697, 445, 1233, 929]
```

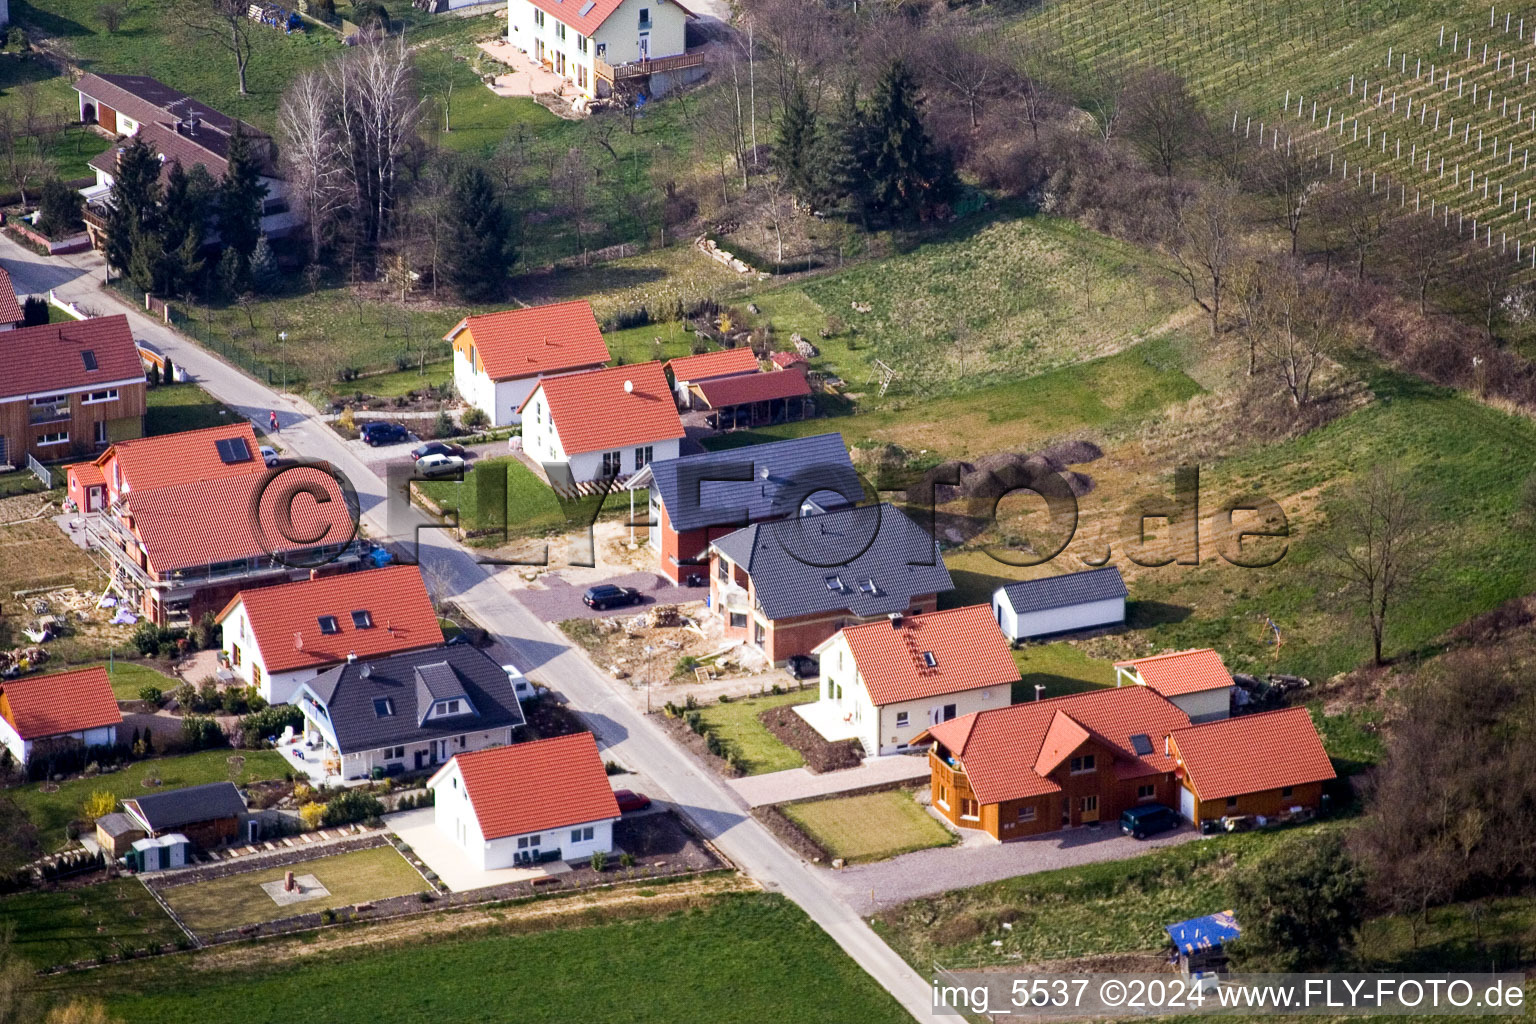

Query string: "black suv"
[1120, 804, 1181, 840]
[786, 654, 819, 680]
[412, 441, 469, 460]
[361, 422, 410, 446]
[583, 584, 643, 610]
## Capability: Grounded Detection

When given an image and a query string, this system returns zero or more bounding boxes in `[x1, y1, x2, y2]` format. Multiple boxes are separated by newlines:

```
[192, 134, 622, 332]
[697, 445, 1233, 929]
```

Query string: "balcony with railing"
[28, 400, 71, 425]
[595, 49, 707, 85]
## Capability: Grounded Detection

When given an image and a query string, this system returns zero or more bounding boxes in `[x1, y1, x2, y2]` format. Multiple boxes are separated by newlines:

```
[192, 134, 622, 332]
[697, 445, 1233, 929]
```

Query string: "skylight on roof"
[824, 575, 844, 591]
[921, 651, 937, 668]
[214, 437, 252, 464]
[317, 615, 340, 635]
[81, 350, 98, 371]
[351, 610, 373, 629]
[373, 697, 395, 717]
[859, 578, 880, 594]
[578, 0, 595, 13]
[1130, 733, 1154, 756]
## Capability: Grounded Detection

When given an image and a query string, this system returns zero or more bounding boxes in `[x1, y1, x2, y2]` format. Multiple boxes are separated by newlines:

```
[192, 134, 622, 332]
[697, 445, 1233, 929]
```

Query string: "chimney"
[347, 651, 357, 663]
[1164, 735, 1170, 757]
[293, 631, 304, 650]
[624, 380, 634, 393]
[888, 611, 903, 629]
[309, 568, 320, 581]
[1034, 684, 1045, 701]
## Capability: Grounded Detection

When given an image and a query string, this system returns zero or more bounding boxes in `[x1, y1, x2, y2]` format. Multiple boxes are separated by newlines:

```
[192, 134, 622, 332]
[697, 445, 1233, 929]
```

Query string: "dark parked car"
[1120, 803, 1181, 840]
[360, 422, 410, 446]
[786, 654, 819, 680]
[583, 584, 642, 610]
[412, 441, 469, 460]
[614, 790, 651, 813]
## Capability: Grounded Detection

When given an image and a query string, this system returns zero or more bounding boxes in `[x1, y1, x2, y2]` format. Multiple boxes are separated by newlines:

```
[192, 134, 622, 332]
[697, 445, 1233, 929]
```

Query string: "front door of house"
[414, 749, 425, 770]
[1080, 795, 1100, 823]
[639, 32, 650, 59]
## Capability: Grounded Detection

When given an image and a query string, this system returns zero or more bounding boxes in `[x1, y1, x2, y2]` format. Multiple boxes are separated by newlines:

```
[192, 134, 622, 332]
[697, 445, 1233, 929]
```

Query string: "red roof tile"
[0, 267, 21, 325]
[101, 423, 264, 495]
[1115, 648, 1233, 697]
[692, 366, 810, 409]
[1033, 710, 1093, 776]
[443, 733, 621, 839]
[1171, 707, 1336, 801]
[0, 667, 122, 740]
[769, 351, 806, 369]
[126, 467, 357, 572]
[526, 362, 684, 456]
[67, 461, 105, 487]
[836, 605, 1019, 706]
[920, 686, 1192, 805]
[664, 348, 759, 383]
[0, 315, 142, 402]
[217, 565, 444, 674]
[448, 301, 610, 381]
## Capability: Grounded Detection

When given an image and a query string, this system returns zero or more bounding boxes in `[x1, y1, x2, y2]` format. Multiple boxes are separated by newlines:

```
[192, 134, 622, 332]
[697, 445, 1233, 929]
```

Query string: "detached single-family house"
[663, 348, 759, 408]
[1, 314, 145, 470]
[917, 686, 1193, 840]
[216, 564, 446, 706]
[122, 781, 248, 849]
[708, 502, 954, 664]
[447, 301, 611, 427]
[73, 74, 299, 245]
[0, 667, 122, 766]
[1168, 707, 1335, 825]
[428, 731, 621, 870]
[1115, 649, 1233, 723]
[519, 362, 684, 487]
[624, 432, 864, 583]
[294, 646, 527, 781]
[507, 0, 704, 102]
[68, 422, 261, 512]
[0, 267, 23, 330]
[800, 604, 1021, 757]
[991, 566, 1127, 642]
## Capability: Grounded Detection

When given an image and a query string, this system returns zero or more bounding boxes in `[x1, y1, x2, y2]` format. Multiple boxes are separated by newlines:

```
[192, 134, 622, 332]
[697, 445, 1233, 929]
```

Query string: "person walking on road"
[269, 410, 279, 431]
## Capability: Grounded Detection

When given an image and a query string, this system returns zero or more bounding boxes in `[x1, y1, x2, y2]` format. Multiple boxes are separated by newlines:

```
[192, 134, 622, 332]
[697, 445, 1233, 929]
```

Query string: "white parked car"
[414, 453, 466, 478]
[260, 445, 280, 467]
[502, 664, 548, 702]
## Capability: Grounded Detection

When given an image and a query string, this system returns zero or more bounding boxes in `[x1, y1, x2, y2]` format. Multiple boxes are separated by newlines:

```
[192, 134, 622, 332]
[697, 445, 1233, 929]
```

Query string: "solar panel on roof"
[579, 0, 595, 13]
[1130, 733, 1154, 755]
[214, 437, 252, 464]
[81, 350, 98, 371]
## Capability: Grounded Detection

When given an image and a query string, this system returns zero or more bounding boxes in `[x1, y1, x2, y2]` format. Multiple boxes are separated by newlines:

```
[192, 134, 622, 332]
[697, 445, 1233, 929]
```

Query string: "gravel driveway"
[512, 571, 707, 622]
[829, 824, 1204, 914]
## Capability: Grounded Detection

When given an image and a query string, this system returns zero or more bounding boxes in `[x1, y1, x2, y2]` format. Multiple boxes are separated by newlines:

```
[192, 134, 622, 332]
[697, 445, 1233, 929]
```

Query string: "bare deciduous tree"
[1119, 67, 1204, 178]
[1253, 144, 1327, 255]
[278, 70, 349, 263]
[327, 31, 425, 249]
[1389, 213, 1459, 315]
[1319, 464, 1442, 665]
[1255, 261, 1346, 407]
[1164, 185, 1242, 337]
[178, 0, 256, 95]
[922, 23, 1007, 130]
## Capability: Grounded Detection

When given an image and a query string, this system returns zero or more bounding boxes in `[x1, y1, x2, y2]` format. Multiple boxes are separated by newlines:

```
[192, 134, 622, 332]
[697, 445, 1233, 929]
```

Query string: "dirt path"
[174, 873, 760, 973]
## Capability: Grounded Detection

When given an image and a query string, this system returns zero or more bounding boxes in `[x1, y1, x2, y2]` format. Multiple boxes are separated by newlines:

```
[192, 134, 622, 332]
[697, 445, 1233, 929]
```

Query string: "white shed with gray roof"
[991, 566, 1127, 642]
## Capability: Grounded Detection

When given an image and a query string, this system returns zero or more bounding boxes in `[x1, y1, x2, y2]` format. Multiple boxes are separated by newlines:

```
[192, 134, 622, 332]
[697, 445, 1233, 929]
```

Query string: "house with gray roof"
[708, 502, 954, 664]
[292, 646, 527, 782]
[991, 566, 1127, 642]
[625, 432, 864, 583]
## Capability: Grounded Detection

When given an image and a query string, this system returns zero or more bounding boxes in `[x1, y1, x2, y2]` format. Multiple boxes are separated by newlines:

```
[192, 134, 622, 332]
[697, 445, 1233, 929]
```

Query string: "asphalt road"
[1, 236, 936, 1021]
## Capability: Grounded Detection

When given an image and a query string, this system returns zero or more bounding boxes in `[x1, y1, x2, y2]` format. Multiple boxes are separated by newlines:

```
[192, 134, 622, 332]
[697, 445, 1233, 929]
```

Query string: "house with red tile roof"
[69, 422, 263, 511]
[446, 301, 611, 427]
[663, 348, 759, 408]
[428, 732, 620, 870]
[216, 564, 446, 705]
[518, 361, 684, 486]
[0, 314, 145, 470]
[1168, 707, 1335, 825]
[1114, 648, 1234, 723]
[799, 605, 1020, 756]
[0, 266, 23, 330]
[506, 0, 702, 102]
[0, 667, 122, 765]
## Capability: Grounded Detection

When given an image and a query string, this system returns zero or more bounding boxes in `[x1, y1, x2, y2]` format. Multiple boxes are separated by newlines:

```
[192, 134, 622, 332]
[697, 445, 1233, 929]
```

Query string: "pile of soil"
[756, 705, 863, 774]
[523, 697, 587, 740]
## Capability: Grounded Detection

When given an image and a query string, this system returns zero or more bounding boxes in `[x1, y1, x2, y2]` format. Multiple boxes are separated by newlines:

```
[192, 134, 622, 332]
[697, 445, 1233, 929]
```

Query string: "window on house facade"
[1017, 805, 1036, 822]
[959, 797, 979, 819]
[570, 826, 594, 842]
[94, 421, 108, 445]
[1080, 795, 1098, 813]
[577, 33, 588, 52]
[1137, 784, 1155, 800]
[729, 612, 747, 629]
[1225, 795, 1239, 809]
[1281, 786, 1294, 798]
[518, 833, 543, 849]
[534, 8, 544, 26]
[634, 445, 653, 469]
[638, 7, 649, 26]
[252, 665, 263, 688]
[895, 711, 909, 728]
[576, 65, 588, 90]
[84, 389, 119, 404]
[556, 22, 566, 40]
[36, 431, 69, 446]
[232, 644, 241, 666]
[937, 783, 948, 808]
[601, 450, 622, 476]
[439, 699, 461, 716]
[1069, 754, 1096, 774]
[717, 558, 729, 582]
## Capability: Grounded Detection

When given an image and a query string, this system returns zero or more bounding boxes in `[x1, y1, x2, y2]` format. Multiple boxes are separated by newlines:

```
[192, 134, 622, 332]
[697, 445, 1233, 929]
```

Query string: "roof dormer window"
[859, 578, 880, 594]
[373, 698, 395, 717]
[824, 575, 844, 591]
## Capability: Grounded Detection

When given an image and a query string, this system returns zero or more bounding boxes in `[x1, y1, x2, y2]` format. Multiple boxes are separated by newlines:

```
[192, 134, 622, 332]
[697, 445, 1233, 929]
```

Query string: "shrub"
[293, 783, 313, 802]
[619, 851, 635, 869]
[181, 716, 224, 751]
[299, 802, 326, 830]
[603, 759, 625, 776]
[239, 704, 304, 748]
[170, 683, 196, 710]
[684, 710, 703, 734]
[136, 686, 163, 706]
[462, 406, 489, 429]
[82, 790, 116, 820]
[704, 731, 724, 757]
[192, 612, 220, 651]
[432, 410, 458, 439]
[20, 296, 48, 327]
[131, 623, 165, 656]
[322, 789, 384, 826]
[673, 655, 701, 679]
[589, 850, 607, 872]
[309, 0, 336, 18]
[351, 0, 389, 26]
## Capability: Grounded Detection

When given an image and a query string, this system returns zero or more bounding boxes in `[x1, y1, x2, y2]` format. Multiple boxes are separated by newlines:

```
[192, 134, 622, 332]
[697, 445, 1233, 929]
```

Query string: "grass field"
[1010, 643, 1117, 702]
[144, 382, 244, 436]
[782, 790, 958, 864]
[13, 749, 289, 852]
[84, 893, 911, 1024]
[95, 659, 181, 700]
[162, 846, 428, 937]
[0, 879, 182, 969]
[692, 690, 815, 775]
[0, 52, 117, 187]
[416, 457, 625, 541]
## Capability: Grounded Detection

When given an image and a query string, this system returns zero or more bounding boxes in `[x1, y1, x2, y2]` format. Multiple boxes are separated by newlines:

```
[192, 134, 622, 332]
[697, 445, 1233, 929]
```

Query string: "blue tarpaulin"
[1165, 911, 1241, 954]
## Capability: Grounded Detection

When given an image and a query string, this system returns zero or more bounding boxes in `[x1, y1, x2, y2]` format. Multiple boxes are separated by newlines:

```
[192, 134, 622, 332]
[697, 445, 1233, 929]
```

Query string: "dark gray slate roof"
[644, 433, 864, 532]
[711, 502, 954, 621]
[126, 782, 246, 831]
[95, 812, 142, 837]
[304, 646, 525, 755]
[996, 566, 1128, 615]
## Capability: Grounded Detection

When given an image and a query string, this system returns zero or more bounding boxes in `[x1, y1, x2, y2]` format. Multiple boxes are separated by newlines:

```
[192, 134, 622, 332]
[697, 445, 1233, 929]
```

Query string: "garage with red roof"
[1115, 648, 1234, 723]
[427, 732, 621, 871]
[1169, 706, 1336, 825]
[0, 667, 122, 766]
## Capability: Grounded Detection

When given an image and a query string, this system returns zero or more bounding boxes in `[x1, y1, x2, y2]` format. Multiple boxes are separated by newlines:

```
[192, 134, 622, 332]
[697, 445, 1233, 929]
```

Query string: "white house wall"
[508, 0, 688, 99]
[523, 387, 680, 483]
[222, 601, 318, 705]
[564, 438, 679, 484]
[1169, 688, 1230, 724]
[1001, 596, 1126, 641]
[0, 719, 25, 764]
[0, 721, 117, 765]
[592, 0, 687, 67]
[482, 817, 614, 868]
[453, 350, 542, 427]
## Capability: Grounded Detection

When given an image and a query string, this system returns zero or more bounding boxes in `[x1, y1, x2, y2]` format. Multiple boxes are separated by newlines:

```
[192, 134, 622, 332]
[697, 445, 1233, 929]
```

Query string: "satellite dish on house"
[624, 380, 634, 393]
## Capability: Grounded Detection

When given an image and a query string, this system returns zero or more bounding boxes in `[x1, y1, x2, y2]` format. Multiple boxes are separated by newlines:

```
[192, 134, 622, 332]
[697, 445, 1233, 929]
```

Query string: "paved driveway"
[829, 823, 1205, 914]
[512, 571, 706, 622]
[729, 754, 932, 808]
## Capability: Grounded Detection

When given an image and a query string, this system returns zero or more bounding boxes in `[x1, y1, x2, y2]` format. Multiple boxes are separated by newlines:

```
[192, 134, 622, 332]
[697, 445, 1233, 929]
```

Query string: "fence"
[47, 289, 91, 321]
[26, 453, 53, 489]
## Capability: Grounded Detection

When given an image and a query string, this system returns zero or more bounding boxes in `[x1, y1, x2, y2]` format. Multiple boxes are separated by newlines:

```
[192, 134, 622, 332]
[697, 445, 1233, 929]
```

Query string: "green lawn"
[161, 846, 428, 937]
[13, 749, 289, 852]
[82, 893, 911, 1024]
[97, 659, 180, 700]
[0, 53, 109, 187]
[414, 44, 559, 159]
[782, 790, 957, 864]
[0, 879, 183, 969]
[694, 690, 814, 775]
[1010, 643, 1116, 702]
[415, 456, 644, 543]
[144, 383, 245, 436]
